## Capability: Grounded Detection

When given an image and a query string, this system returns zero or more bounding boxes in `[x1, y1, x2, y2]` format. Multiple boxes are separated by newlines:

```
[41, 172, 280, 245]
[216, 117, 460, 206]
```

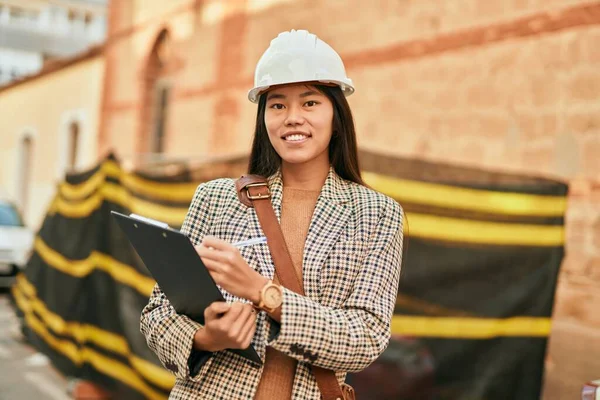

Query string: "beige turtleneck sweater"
[254, 187, 320, 400]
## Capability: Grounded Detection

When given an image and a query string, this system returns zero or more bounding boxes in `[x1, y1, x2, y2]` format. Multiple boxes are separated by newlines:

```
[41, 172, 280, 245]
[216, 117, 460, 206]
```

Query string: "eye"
[304, 100, 319, 107]
[269, 103, 285, 110]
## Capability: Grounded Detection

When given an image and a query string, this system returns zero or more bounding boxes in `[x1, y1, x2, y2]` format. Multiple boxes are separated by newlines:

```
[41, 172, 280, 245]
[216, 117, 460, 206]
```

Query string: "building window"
[151, 82, 170, 154]
[139, 28, 173, 158]
[68, 121, 80, 170]
[17, 134, 33, 215]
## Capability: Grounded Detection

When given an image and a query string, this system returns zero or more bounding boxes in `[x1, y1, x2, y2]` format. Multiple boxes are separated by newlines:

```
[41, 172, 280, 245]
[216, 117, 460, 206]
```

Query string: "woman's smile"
[281, 131, 312, 144]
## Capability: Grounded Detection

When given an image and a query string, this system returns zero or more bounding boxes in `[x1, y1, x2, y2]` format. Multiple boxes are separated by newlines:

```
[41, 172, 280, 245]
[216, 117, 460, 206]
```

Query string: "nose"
[284, 105, 305, 126]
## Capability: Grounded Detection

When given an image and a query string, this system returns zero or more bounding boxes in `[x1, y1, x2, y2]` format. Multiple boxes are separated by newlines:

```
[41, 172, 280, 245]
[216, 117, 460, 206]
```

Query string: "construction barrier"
[13, 151, 568, 399]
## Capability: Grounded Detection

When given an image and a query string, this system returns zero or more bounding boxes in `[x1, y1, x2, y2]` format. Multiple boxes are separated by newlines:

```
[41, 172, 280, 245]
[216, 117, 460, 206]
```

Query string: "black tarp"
[13, 151, 568, 400]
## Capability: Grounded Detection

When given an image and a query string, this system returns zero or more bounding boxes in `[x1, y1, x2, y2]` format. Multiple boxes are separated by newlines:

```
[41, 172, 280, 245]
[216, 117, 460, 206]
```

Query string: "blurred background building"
[0, 0, 107, 225]
[0, 0, 107, 85]
[0, 0, 599, 399]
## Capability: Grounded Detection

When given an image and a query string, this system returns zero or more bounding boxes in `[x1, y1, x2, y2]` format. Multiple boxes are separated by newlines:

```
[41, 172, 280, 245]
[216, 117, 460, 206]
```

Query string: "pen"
[232, 236, 267, 248]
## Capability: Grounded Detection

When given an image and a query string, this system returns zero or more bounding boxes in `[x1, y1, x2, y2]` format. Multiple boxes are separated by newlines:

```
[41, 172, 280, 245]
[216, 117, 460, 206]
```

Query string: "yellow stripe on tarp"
[121, 174, 198, 203]
[408, 212, 564, 246]
[103, 160, 199, 202]
[60, 161, 567, 219]
[363, 171, 567, 217]
[60, 160, 198, 203]
[59, 160, 120, 200]
[51, 183, 188, 226]
[15, 275, 128, 355]
[392, 315, 551, 338]
[49, 191, 104, 218]
[102, 159, 121, 177]
[13, 275, 175, 394]
[49, 190, 564, 246]
[30, 241, 176, 389]
[102, 183, 188, 225]
[51, 166, 566, 245]
[60, 170, 109, 200]
[34, 237, 155, 297]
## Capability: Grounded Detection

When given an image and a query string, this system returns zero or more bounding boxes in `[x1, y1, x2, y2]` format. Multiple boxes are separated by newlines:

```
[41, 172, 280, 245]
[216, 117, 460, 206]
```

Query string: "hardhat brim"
[247, 79, 355, 103]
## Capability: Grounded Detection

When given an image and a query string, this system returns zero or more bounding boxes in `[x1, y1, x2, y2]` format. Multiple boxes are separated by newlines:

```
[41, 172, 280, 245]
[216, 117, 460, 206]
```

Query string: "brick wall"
[544, 180, 600, 398]
[99, 1, 600, 398]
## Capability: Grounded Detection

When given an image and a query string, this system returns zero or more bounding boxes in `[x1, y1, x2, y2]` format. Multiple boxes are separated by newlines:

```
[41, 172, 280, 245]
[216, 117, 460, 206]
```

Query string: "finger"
[202, 262, 231, 287]
[204, 301, 230, 321]
[220, 302, 244, 326]
[200, 249, 238, 266]
[228, 305, 252, 338]
[236, 305, 256, 334]
[240, 316, 257, 348]
[237, 305, 255, 331]
[232, 308, 256, 349]
[196, 244, 209, 258]
[239, 308, 257, 338]
[197, 244, 223, 260]
[198, 243, 240, 267]
[202, 258, 227, 273]
[202, 236, 236, 252]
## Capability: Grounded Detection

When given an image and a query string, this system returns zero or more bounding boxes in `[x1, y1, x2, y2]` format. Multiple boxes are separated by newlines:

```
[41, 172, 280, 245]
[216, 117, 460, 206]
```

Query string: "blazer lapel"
[246, 171, 284, 280]
[303, 168, 351, 301]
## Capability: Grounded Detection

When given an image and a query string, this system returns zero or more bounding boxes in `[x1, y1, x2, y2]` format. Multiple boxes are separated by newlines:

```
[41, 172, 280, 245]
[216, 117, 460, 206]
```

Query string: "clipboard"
[111, 211, 262, 365]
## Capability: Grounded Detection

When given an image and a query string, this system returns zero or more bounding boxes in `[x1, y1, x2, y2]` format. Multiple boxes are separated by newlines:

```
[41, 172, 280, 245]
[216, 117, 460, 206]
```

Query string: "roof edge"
[0, 44, 105, 95]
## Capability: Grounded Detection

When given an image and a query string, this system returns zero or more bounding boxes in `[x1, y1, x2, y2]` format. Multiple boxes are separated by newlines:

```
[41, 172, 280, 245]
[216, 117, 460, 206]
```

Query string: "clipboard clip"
[129, 214, 170, 229]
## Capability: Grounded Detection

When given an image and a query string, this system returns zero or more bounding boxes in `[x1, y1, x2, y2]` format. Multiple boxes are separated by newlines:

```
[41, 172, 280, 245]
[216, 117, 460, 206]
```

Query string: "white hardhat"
[248, 29, 354, 103]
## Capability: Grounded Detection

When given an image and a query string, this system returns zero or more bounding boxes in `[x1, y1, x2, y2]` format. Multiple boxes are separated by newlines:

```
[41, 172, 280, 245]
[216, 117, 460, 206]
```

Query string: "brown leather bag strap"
[235, 175, 303, 292]
[235, 175, 346, 400]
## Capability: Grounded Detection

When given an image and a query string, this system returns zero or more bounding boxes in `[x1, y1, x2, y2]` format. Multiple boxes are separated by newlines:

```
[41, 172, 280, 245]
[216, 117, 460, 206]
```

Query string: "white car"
[0, 199, 34, 288]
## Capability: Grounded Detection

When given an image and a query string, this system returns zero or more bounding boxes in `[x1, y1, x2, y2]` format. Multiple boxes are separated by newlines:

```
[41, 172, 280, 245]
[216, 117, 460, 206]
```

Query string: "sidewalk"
[0, 290, 70, 400]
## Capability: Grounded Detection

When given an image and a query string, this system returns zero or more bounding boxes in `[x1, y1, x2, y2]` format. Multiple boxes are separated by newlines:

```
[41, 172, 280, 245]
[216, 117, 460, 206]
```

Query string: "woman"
[140, 29, 403, 399]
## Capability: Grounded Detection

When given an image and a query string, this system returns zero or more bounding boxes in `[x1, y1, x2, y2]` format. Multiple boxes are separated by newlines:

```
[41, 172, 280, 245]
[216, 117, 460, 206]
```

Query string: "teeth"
[285, 134, 308, 141]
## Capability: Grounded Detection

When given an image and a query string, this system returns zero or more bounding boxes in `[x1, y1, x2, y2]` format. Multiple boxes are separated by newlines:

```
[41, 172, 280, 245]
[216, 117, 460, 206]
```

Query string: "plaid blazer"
[140, 168, 403, 400]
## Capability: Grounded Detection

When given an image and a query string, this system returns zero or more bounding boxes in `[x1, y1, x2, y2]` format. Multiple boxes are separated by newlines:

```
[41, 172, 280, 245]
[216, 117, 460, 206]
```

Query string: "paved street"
[0, 289, 71, 400]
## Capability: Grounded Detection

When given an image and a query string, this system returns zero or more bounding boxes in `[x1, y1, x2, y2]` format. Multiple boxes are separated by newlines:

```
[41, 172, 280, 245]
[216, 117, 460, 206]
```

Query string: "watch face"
[264, 286, 282, 309]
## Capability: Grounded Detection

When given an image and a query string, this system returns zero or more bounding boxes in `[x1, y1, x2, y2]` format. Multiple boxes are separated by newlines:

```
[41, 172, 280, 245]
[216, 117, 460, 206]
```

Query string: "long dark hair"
[247, 84, 365, 186]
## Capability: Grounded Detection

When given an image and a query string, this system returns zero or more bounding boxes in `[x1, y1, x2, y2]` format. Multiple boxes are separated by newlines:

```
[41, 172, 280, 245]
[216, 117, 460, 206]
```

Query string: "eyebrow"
[299, 90, 320, 98]
[266, 90, 322, 101]
[266, 93, 285, 100]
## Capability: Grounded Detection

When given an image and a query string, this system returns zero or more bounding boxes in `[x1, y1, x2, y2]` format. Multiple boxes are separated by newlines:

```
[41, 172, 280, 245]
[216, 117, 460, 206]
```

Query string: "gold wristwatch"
[256, 280, 283, 313]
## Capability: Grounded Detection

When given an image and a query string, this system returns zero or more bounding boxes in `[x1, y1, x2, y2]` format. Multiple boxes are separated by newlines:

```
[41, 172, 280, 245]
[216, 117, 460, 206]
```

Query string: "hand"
[196, 236, 268, 303]
[193, 301, 257, 352]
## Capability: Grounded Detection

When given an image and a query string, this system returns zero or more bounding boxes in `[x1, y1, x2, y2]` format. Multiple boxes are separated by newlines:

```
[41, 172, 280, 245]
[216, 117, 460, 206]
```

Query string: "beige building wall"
[0, 55, 105, 228]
